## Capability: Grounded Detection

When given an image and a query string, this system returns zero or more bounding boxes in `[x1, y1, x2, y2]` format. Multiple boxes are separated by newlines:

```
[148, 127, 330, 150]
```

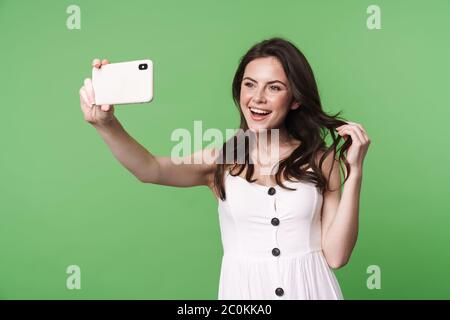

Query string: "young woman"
[79, 37, 371, 300]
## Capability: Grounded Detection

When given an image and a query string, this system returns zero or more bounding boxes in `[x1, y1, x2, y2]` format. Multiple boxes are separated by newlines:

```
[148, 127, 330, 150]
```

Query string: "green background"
[1, 0, 449, 299]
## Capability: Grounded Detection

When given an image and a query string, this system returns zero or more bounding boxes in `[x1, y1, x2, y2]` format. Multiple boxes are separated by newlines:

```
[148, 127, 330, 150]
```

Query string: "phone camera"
[138, 63, 148, 70]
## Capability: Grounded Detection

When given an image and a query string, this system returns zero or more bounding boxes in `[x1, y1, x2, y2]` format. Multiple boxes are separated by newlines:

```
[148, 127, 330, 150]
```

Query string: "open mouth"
[249, 107, 272, 121]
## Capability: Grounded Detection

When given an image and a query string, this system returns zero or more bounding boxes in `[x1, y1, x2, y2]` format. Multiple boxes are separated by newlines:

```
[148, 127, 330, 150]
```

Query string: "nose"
[253, 87, 266, 104]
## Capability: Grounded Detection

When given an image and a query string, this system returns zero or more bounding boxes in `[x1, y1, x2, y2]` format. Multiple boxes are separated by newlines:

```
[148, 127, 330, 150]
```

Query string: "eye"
[243, 82, 254, 88]
[270, 85, 281, 91]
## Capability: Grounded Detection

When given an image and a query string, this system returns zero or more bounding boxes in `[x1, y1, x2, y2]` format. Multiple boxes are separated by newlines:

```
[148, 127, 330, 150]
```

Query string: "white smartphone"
[92, 59, 153, 105]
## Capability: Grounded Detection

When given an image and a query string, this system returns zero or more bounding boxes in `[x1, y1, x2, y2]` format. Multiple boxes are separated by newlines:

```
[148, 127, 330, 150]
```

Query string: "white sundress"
[217, 169, 343, 300]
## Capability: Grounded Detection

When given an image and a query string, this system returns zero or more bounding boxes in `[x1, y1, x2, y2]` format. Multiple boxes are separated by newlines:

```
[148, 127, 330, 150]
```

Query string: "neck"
[249, 127, 296, 172]
[252, 126, 292, 148]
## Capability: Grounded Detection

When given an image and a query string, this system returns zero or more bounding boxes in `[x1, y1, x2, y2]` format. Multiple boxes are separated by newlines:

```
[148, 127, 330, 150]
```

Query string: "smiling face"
[240, 56, 300, 133]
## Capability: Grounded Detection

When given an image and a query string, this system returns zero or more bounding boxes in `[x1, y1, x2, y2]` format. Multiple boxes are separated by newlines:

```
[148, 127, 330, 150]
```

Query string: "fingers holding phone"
[79, 58, 115, 127]
[79, 57, 153, 127]
[92, 58, 109, 69]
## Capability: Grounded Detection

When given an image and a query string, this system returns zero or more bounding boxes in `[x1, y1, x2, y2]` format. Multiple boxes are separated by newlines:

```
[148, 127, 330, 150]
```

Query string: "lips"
[248, 106, 272, 121]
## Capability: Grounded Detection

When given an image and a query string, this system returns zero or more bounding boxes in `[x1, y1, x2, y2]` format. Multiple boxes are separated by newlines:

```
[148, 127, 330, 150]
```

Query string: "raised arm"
[79, 58, 217, 189]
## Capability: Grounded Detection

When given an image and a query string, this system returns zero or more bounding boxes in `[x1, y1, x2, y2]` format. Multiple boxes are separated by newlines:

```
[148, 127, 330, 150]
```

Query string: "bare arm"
[320, 120, 370, 269]
[92, 117, 158, 182]
[93, 118, 217, 186]
[320, 152, 361, 269]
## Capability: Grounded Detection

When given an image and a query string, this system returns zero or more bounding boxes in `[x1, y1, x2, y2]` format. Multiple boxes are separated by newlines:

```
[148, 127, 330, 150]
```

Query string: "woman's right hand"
[79, 58, 115, 127]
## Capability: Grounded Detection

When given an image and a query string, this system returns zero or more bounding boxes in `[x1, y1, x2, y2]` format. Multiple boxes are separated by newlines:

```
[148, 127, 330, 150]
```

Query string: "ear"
[290, 101, 300, 110]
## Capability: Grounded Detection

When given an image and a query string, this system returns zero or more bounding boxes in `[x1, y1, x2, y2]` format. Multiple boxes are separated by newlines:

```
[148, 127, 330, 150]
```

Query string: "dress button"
[272, 248, 280, 256]
[268, 187, 276, 195]
[271, 217, 280, 226]
[275, 287, 284, 296]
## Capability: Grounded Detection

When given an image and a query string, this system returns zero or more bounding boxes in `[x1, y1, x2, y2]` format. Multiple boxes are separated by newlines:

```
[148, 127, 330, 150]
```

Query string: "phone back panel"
[92, 59, 153, 105]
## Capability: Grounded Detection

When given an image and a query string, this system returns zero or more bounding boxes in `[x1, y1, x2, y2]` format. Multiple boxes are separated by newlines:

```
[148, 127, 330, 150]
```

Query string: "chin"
[248, 125, 268, 133]
[246, 122, 275, 134]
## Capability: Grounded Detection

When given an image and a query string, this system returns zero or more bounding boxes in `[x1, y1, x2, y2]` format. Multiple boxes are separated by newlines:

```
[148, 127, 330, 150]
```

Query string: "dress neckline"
[228, 173, 280, 189]
[226, 167, 315, 189]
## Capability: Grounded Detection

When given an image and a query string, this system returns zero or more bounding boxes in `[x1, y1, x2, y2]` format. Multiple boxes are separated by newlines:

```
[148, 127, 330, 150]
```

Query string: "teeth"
[249, 107, 271, 115]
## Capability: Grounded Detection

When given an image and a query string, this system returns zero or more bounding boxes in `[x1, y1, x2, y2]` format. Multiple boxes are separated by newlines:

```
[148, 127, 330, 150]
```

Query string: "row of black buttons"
[268, 186, 284, 297]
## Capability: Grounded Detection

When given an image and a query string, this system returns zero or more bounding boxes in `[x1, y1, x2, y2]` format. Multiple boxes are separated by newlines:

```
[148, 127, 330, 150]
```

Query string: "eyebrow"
[243, 77, 287, 87]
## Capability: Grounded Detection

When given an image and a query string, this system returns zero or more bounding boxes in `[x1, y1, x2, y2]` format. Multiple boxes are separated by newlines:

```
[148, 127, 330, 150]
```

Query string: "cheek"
[269, 94, 290, 111]
[240, 89, 251, 103]
[268, 95, 279, 104]
[239, 95, 248, 111]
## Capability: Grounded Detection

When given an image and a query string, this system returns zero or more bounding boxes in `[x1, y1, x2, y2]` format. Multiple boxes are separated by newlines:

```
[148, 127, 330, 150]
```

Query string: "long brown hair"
[213, 37, 352, 201]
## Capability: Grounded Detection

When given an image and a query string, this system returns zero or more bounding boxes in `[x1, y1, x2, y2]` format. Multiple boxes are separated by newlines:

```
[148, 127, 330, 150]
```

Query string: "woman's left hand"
[336, 121, 371, 173]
